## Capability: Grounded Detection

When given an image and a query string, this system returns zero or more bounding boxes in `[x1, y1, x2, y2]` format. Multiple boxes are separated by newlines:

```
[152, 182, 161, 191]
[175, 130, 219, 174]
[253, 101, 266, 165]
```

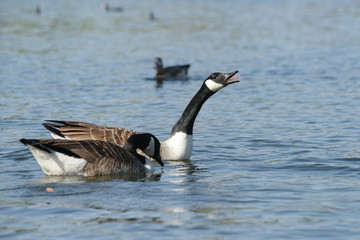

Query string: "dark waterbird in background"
[39, 71, 240, 165]
[35, 4, 42, 15]
[101, 2, 123, 12]
[20, 133, 163, 176]
[149, 11, 155, 21]
[154, 57, 191, 80]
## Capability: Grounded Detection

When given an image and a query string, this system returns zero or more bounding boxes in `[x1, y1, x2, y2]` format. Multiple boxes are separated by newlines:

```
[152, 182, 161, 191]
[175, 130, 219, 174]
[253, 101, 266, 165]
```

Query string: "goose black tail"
[19, 138, 51, 153]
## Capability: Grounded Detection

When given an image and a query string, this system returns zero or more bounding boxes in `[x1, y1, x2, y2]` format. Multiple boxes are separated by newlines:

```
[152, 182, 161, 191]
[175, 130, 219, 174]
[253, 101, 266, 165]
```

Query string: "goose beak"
[224, 70, 240, 85]
[154, 153, 164, 167]
[137, 149, 164, 166]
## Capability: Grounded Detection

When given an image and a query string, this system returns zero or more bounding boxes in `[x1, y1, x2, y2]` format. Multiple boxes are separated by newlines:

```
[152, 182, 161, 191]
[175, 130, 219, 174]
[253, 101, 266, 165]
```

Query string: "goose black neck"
[128, 150, 146, 165]
[123, 140, 146, 165]
[135, 154, 146, 165]
[171, 83, 215, 136]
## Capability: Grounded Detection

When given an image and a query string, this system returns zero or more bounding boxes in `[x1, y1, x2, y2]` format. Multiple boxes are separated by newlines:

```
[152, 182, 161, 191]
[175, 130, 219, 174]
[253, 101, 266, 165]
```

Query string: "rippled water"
[1, 0, 360, 239]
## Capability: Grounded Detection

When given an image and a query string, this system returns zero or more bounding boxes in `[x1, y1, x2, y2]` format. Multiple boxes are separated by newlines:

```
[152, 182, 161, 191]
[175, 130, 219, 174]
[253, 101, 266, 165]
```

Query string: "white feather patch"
[26, 145, 86, 176]
[160, 132, 193, 160]
[144, 158, 154, 173]
[143, 137, 155, 157]
[205, 79, 224, 92]
[50, 132, 71, 140]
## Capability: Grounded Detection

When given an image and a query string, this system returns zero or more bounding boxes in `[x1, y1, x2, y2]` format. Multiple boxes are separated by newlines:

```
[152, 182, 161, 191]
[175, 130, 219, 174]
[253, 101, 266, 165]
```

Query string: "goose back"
[43, 120, 140, 147]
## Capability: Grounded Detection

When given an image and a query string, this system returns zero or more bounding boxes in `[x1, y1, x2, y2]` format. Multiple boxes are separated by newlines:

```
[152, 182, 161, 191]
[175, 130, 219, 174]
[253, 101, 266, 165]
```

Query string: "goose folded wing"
[43, 120, 140, 147]
[39, 139, 136, 165]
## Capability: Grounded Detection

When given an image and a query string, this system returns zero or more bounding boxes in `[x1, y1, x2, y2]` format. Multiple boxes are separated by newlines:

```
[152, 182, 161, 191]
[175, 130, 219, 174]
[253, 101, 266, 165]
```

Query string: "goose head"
[154, 57, 163, 70]
[124, 133, 164, 167]
[204, 70, 240, 92]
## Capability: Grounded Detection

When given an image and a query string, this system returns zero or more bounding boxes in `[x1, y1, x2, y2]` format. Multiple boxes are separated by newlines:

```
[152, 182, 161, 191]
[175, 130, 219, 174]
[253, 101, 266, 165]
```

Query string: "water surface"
[1, 0, 360, 239]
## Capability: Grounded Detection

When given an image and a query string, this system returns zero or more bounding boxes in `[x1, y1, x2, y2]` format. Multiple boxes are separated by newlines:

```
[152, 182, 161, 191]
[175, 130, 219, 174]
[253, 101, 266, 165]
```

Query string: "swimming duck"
[35, 4, 42, 15]
[42, 71, 240, 161]
[154, 57, 190, 80]
[20, 133, 163, 176]
[149, 12, 155, 21]
[101, 2, 123, 12]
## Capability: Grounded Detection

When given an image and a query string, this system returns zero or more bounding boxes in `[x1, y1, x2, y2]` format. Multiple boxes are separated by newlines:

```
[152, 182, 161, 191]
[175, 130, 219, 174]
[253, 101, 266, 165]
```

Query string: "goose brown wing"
[43, 120, 140, 147]
[78, 140, 146, 176]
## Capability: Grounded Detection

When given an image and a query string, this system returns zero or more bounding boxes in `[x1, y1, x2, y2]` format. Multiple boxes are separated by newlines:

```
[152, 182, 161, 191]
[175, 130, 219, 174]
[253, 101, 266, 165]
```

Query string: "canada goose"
[101, 2, 123, 12]
[154, 57, 191, 80]
[20, 133, 163, 176]
[43, 70, 240, 161]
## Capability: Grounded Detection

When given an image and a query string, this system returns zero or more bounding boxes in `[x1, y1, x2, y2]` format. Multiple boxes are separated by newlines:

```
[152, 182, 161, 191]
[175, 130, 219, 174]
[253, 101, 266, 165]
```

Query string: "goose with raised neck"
[42, 70, 240, 161]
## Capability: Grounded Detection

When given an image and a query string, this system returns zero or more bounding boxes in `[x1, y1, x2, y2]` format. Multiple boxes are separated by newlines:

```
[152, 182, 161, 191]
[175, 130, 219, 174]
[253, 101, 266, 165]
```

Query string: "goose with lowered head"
[20, 133, 163, 176]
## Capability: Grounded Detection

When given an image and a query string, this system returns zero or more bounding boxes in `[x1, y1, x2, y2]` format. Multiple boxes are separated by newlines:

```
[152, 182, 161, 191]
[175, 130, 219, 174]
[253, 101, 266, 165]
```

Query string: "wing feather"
[43, 120, 140, 147]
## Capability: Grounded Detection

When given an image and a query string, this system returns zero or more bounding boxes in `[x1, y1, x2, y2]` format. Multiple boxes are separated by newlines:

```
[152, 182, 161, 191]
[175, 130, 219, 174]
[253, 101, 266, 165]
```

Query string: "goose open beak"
[225, 70, 240, 85]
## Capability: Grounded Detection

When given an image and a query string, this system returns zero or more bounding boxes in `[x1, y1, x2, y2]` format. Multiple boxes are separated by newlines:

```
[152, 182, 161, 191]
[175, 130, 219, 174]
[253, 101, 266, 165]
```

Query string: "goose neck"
[171, 83, 214, 136]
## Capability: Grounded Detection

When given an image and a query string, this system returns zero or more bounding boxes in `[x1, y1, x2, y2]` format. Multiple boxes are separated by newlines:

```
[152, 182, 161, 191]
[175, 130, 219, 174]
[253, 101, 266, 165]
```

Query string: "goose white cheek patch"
[143, 137, 155, 157]
[205, 79, 224, 92]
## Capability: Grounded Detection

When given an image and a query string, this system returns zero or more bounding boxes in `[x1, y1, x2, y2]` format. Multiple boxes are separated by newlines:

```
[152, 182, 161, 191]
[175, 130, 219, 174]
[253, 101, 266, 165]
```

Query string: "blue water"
[1, 0, 360, 239]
